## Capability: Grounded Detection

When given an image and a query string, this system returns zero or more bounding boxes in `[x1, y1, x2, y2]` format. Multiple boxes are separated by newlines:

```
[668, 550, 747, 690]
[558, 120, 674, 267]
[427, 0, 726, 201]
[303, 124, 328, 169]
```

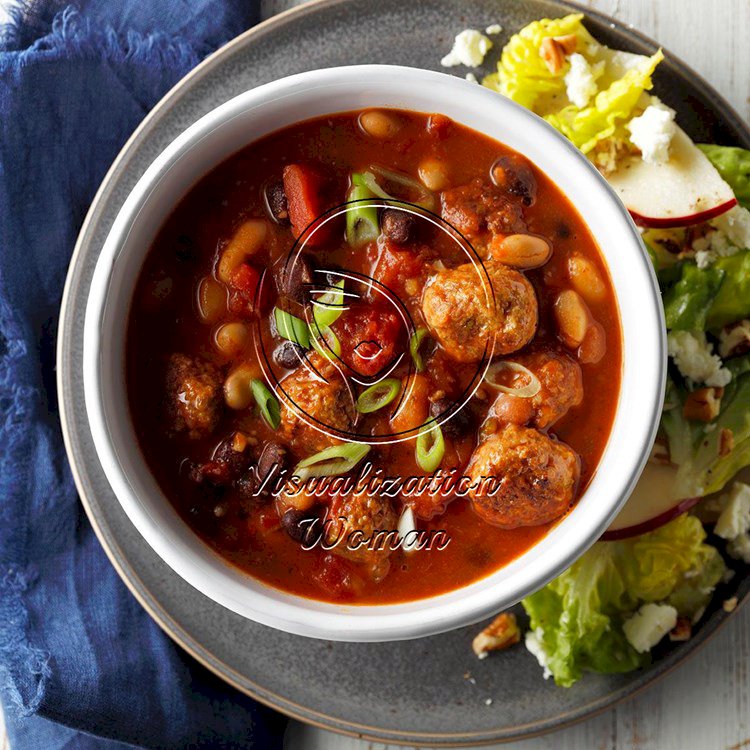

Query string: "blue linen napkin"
[0, 1, 288, 747]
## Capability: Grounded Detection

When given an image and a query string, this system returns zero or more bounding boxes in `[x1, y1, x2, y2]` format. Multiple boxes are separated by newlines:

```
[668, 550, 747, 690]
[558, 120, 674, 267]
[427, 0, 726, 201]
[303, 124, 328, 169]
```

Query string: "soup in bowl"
[83, 66, 664, 640]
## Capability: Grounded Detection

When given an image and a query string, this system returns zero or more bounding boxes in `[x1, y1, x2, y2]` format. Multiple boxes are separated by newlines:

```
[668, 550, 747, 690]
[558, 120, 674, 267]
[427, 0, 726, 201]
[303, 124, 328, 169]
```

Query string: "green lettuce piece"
[663, 356, 750, 497]
[663, 262, 725, 331]
[546, 49, 663, 154]
[698, 144, 750, 209]
[522, 515, 725, 687]
[485, 13, 592, 109]
[706, 249, 750, 329]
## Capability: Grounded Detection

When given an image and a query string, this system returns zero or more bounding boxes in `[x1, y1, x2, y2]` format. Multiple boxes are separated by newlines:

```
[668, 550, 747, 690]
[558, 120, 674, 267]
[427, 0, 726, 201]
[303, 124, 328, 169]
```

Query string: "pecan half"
[683, 387, 723, 422]
[540, 34, 578, 73]
[472, 613, 521, 659]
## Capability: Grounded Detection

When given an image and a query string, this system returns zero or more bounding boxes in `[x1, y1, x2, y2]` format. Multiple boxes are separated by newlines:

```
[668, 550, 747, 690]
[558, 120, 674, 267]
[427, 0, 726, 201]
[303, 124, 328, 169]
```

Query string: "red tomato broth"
[126, 109, 622, 605]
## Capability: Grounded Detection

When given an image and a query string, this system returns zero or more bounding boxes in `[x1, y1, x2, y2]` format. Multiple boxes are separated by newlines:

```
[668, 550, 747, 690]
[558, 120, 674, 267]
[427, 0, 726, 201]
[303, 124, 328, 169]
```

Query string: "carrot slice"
[282, 164, 334, 246]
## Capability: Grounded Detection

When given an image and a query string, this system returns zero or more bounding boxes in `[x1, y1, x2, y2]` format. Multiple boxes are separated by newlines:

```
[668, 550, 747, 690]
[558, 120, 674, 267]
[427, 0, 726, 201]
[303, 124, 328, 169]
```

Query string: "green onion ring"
[312, 278, 347, 329]
[356, 378, 401, 414]
[409, 328, 429, 372]
[294, 443, 371, 481]
[250, 379, 280, 430]
[309, 322, 342, 361]
[484, 361, 541, 398]
[415, 419, 445, 473]
[273, 307, 310, 349]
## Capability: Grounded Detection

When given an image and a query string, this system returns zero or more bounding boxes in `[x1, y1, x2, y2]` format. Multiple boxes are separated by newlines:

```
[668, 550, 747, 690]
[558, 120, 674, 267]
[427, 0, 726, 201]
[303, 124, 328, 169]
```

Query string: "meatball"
[492, 350, 583, 429]
[278, 354, 356, 452]
[324, 492, 398, 581]
[165, 353, 222, 438]
[421, 260, 537, 362]
[466, 424, 580, 529]
[440, 179, 526, 238]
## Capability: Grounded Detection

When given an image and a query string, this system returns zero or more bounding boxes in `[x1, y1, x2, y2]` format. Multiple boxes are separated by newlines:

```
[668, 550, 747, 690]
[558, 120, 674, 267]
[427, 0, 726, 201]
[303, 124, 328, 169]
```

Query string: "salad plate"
[57, 0, 750, 744]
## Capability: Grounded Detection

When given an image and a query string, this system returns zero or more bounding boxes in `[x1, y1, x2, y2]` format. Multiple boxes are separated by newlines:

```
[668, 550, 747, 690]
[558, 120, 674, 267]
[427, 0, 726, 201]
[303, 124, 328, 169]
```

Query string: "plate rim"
[56, 0, 750, 744]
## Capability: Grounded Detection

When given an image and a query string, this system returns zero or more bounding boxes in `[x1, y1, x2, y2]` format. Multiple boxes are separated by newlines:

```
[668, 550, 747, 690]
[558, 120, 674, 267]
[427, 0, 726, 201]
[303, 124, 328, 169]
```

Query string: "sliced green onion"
[312, 278, 346, 328]
[251, 379, 280, 429]
[294, 443, 371, 481]
[346, 177, 380, 246]
[484, 361, 541, 398]
[368, 166, 436, 210]
[409, 328, 429, 372]
[309, 322, 342, 360]
[274, 306, 310, 349]
[356, 378, 401, 414]
[415, 419, 445, 473]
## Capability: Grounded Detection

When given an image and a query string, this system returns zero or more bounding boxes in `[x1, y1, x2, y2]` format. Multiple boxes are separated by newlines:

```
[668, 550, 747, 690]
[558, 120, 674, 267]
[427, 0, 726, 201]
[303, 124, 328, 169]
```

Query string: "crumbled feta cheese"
[623, 603, 678, 653]
[441, 29, 493, 68]
[524, 628, 552, 679]
[690, 206, 750, 268]
[711, 205, 750, 250]
[715, 482, 750, 540]
[485, 23, 503, 35]
[728, 533, 750, 564]
[465, 72, 479, 84]
[564, 53, 600, 108]
[627, 103, 677, 164]
[667, 331, 732, 388]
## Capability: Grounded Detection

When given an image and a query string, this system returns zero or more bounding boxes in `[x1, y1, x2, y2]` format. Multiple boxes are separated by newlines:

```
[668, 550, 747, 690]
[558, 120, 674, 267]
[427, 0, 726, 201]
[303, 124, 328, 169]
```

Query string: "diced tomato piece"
[373, 240, 423, 292]
[336, 304, 404, 377]
[228, 262, 269, 316]
[312, 553, 363, 600]
[282, 164, 335, 247]
[258, 508, 281, 532]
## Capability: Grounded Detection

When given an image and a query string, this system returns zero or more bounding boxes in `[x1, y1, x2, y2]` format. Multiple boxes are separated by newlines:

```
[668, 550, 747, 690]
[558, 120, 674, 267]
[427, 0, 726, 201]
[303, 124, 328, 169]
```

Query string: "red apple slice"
[607, 126, 737, 228]
[601, 462, 701, 541]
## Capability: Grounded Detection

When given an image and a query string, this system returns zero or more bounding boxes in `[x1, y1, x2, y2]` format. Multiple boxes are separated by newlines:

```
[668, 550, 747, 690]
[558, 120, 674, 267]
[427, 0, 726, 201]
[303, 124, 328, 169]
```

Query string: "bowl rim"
[81, 64, 666, 641]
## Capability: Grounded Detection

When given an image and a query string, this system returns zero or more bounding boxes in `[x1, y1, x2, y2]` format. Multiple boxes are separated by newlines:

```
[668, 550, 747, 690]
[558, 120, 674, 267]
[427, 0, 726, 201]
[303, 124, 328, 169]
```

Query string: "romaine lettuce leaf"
[663, 356, 750, 497]
[487, 14, 663, 156]
[546, 49, 663, 154]
[698, 144, 750, 209]
[706, 249, 750, 329]
[663, 262, 725, 330]
[522, 514, 725, 686]
[484, 13, 592, 109]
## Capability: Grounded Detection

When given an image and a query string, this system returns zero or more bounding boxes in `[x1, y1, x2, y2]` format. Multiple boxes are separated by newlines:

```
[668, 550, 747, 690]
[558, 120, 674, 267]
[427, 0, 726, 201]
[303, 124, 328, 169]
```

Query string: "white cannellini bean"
[567, 254, 606, 304]
[196, 276, 227, 324]
[491, 233, 552, 269]
[223, 362, 260, 410]
[554, 289, 591, 349]
[418, 158, 450, 191]
[359, 110, 401, 139]
[215, 322, 251, 358]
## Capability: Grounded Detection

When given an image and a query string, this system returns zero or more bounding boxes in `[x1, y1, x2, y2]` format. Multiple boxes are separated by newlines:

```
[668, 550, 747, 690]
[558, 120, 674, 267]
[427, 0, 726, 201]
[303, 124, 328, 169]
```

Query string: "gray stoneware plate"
[57, 0, 750, 744]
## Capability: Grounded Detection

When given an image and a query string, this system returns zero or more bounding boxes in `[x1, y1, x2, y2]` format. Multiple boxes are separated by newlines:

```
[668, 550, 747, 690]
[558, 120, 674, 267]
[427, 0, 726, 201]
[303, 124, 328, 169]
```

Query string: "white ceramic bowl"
[83, 65, 665, 641]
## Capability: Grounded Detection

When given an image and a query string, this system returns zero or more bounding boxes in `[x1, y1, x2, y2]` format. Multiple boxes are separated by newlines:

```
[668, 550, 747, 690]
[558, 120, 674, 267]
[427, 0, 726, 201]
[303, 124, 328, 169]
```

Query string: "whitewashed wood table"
[0, 2, 747, 750]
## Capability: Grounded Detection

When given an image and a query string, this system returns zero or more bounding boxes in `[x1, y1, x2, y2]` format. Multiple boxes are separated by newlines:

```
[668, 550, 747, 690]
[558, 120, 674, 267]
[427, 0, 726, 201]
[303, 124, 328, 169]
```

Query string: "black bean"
[189, 434, 250, 485]
[491, 155, 537, 206]
[276, 254, 313, 303]
[265, 180, 289, 224]
[429, 398, 474, 439]
[257, 441, 287, 487]
[381, 208, 416, 244]
[281, 509, 321, 545]
[273, 340, 304, 369]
